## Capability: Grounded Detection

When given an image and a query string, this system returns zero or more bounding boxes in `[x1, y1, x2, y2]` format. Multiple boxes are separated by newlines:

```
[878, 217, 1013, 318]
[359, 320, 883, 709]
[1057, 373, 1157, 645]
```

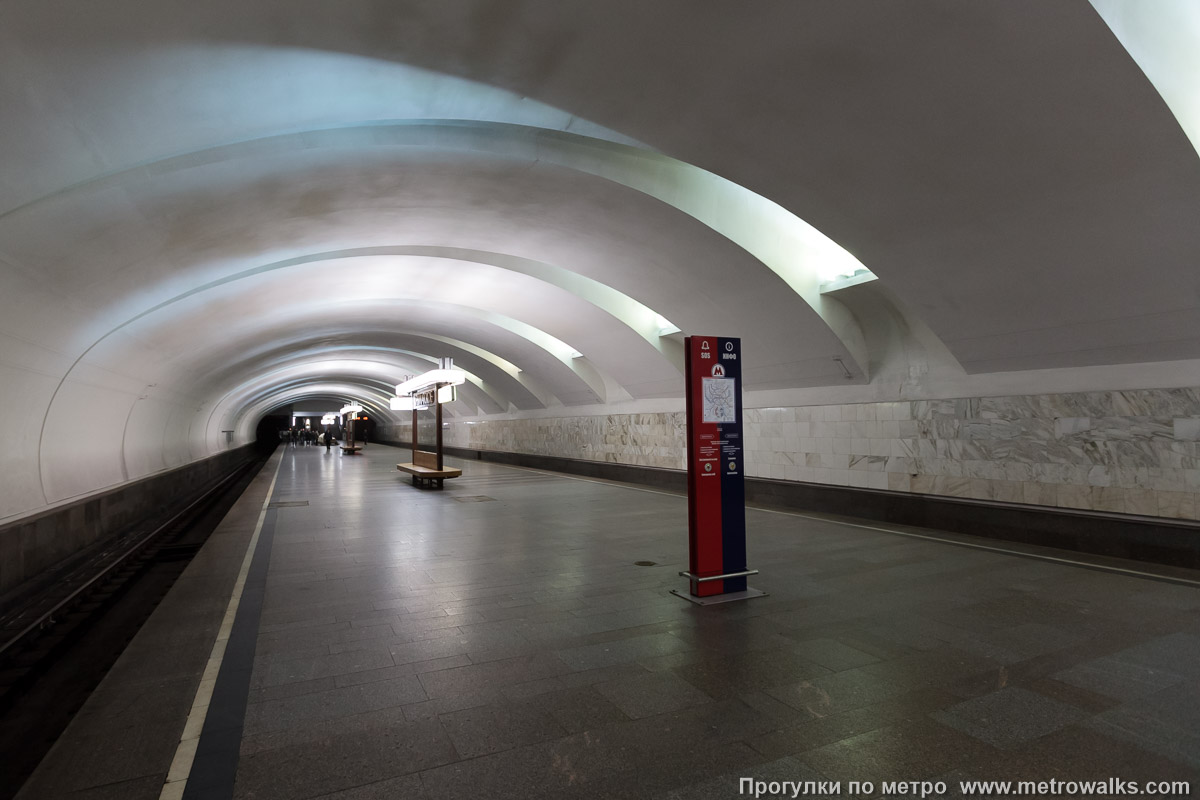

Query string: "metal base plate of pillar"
[670, 587, 767, 606]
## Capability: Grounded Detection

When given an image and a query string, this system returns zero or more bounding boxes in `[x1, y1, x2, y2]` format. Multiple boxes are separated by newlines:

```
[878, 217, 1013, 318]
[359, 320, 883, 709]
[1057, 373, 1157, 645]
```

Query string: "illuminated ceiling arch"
[230, 343, 513, 412]
[3, 121, 873, 373]
[213, 356, 498, 434]
[2, 1, 1199, 522]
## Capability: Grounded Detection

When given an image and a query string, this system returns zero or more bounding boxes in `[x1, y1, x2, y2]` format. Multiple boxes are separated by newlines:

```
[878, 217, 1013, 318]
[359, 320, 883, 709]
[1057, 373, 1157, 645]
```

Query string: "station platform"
[17, 444, 1200, 799]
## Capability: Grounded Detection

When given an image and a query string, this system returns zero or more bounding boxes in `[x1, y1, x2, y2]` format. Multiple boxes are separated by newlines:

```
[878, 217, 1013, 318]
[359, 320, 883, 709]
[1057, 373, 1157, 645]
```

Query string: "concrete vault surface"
[1, 0, 1199, 528]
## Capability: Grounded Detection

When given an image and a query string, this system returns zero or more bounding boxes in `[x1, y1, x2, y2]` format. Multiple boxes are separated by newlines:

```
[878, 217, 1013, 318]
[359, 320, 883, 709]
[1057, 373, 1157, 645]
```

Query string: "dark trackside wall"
[0, 443, 264, 600]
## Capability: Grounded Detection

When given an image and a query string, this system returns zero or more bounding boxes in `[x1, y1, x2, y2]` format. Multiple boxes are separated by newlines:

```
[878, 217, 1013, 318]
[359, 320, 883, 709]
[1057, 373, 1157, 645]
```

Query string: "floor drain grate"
[268, 501, 309, 508]
[452, 496, 496, 503]
[634, 561, 657, 567]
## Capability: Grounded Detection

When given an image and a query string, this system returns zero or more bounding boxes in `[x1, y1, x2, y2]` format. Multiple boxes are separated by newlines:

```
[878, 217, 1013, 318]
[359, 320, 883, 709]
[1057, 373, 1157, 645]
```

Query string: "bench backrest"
[414, 450, 439, 469]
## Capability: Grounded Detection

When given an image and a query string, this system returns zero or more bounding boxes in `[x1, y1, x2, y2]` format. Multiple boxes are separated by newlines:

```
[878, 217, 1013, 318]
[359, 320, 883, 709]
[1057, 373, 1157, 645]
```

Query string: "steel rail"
[0, 463, 253, 661]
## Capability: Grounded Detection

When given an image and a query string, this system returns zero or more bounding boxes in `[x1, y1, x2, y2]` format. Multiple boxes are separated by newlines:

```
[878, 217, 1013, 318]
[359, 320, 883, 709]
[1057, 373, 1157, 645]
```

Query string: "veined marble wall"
[441, 414, 687, 470]
[389, 387, 1200, 521]
[745, 389, 1200, 520]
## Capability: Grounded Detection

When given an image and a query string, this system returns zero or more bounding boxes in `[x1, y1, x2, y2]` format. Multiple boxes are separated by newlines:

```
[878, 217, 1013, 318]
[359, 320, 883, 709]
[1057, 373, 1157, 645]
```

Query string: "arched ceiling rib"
[8, 129, 876, 502]
[204, 333, 540, 412]
[212, 356, 502, 431]
[3, 0, 1200, 523]
[214, 343, 511, 414]
[229, 375, 402, 425]
[0, 123, 870, 375]
[1089, 0, 1200, 162]
[5, 0, 1191, 374]
[234, 383, 400, 443]
[175, 244, 689, 370]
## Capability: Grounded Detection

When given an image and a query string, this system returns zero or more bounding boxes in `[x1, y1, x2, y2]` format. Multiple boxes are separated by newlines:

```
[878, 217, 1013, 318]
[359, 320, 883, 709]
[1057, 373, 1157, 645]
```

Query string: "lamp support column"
[436, 392, 444, 470]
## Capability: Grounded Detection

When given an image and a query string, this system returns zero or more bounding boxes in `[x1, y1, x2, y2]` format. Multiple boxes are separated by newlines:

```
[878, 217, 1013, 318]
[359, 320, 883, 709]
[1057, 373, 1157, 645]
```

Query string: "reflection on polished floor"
[244, 445, 1200, 798]
[26, 445, 1200, 798]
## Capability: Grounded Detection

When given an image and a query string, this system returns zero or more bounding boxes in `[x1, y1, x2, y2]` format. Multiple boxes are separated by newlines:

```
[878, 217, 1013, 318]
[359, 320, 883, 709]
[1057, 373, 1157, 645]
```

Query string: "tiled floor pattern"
[232, 445, 1200, 799]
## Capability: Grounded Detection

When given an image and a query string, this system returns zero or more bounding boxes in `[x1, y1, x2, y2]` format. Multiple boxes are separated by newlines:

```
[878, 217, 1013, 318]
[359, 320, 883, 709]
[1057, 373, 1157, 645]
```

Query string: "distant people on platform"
[282, 426, 339, 449]
[290, 427, 317, 446]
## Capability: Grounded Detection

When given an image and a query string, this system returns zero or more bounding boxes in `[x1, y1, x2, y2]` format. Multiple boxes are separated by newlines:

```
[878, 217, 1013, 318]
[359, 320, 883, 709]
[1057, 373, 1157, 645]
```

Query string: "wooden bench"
[397, 450, 461, 489]
[341, 444, 363, 454]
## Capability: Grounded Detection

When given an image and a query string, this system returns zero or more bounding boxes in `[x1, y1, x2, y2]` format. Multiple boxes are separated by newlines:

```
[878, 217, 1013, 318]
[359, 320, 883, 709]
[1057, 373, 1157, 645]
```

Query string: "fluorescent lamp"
[340, 403, 363, 415]
[394, 368, 465, 396]
[390, 396, 418, 411]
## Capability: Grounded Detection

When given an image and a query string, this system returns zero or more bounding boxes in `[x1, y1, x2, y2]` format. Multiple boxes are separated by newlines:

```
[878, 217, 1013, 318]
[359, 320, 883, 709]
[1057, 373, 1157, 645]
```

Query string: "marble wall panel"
[382, 387, 1199, 521]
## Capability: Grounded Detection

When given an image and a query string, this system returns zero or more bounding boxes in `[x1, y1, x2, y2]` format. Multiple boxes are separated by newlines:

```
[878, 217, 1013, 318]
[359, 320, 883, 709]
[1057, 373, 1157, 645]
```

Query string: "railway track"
[0, 456, 266, 799]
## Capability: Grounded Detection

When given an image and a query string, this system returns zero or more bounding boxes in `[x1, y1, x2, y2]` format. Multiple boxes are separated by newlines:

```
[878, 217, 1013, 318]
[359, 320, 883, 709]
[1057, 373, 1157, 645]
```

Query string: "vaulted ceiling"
[2, 0, 1198, 519]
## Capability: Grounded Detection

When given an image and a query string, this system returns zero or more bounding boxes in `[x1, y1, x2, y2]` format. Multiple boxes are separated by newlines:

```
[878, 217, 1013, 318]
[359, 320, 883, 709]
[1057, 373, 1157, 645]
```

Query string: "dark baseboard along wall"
[435, 444, 1200, 571]
[0, 444, 261, 600]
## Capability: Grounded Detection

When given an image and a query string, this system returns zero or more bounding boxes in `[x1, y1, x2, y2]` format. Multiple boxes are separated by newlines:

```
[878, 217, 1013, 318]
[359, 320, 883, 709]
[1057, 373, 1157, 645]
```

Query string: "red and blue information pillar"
[684, 335, 747, 597]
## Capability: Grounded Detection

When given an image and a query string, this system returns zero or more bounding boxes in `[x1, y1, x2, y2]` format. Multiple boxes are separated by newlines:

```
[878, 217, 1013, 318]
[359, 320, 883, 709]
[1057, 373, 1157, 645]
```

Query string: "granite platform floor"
[19, 444, 1200, 799]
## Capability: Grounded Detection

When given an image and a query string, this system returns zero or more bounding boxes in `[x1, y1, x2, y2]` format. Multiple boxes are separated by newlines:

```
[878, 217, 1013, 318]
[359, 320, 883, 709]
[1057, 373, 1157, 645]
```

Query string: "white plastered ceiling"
[1, 0, 1199, 521]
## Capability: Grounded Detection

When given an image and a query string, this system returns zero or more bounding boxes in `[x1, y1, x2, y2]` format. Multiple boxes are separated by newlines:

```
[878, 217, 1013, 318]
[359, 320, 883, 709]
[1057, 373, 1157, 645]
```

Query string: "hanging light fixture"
[394, 358, 465, 396]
